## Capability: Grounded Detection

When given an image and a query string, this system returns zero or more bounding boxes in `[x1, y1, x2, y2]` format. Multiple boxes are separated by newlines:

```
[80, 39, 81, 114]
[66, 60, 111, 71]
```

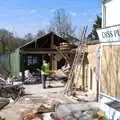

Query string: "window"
[28, 56, 33, 66]
[28, 56, 38, 66]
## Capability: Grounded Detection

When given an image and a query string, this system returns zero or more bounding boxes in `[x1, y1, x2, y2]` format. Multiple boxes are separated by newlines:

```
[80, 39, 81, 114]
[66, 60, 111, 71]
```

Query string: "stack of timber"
[60, 42, 76, 50]
[64, 26, 88, 95]
[50, 64, 70, 78]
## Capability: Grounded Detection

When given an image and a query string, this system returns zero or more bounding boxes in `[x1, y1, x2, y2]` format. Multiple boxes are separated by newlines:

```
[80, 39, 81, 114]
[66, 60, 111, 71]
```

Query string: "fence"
[0, 54, 11, 77]
[0, 49, 20, 77]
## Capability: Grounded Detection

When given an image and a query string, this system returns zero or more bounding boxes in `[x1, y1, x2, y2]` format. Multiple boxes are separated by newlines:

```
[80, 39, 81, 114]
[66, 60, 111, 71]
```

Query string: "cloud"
[79, 12, 88, 16]
[29, 9, 37, 15]
[70, 11, 88, 17]
[71, 12, 77, 16]
[88, 17, 95, 24]
[50, 8, 56, 13]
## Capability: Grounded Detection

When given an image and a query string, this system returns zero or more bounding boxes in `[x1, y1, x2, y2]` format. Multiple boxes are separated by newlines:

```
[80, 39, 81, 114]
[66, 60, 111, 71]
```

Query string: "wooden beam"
[23, 48, 57, 51]
[21, 50, 57, 54]
[20, 49, 74, 55]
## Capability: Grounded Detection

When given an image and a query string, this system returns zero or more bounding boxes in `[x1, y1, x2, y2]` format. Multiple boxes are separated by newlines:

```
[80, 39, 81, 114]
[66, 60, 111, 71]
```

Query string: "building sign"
[97, 25, 120, 42]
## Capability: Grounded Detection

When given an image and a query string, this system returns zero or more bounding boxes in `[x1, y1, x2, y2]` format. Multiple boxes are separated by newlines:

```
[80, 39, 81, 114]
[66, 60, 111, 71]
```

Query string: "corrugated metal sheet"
[10, 49, 20, 77]
[0, 54, 10, 71]
[0, 49, 20, 77]
[0, 54, 10, 76]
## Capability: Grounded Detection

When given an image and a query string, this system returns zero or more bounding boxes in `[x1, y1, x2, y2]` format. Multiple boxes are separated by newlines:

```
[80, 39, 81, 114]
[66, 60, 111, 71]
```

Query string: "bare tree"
[25, 33, 34, 41]
[49, 9, 75, 37]
[36, 29, 46, 38]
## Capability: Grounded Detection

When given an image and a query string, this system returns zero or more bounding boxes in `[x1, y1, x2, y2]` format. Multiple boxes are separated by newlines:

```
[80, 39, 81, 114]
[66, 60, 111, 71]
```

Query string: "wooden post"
[82, 59, 85, 91]
[51, 33, 54, 71]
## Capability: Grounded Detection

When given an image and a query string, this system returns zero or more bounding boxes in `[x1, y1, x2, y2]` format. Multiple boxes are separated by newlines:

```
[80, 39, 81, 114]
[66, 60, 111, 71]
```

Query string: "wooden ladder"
[64, 26, 88, 95]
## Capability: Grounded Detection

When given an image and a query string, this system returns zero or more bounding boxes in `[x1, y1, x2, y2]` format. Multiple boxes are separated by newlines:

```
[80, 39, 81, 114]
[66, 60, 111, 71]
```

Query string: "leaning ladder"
[64, 26, 88, 95]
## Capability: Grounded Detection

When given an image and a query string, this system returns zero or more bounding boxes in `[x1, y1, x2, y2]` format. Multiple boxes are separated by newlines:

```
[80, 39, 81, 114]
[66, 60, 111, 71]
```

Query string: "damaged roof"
[19, 32, 68, 49]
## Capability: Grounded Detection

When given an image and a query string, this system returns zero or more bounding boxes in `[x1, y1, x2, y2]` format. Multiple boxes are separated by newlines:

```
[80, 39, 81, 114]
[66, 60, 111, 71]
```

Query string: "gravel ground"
[0, 83, 73, 120]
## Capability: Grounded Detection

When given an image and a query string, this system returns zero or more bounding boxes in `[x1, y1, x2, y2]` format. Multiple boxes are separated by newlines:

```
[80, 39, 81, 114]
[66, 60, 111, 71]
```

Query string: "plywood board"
[101, 45, 120, 97]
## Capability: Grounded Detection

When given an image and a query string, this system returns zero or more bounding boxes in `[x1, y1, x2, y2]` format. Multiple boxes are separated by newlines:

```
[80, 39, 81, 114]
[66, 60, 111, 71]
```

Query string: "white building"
[102, 0, 120, 27]
[97, 0, 120, 119]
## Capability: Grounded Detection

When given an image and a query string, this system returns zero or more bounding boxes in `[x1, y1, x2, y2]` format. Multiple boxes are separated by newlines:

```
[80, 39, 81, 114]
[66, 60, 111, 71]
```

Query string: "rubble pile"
[0, 84, 25, 100]
[0, 77, 6, 87]
[19, 70, 38, 84]
[0, 116, 5, 120]
[23, 103, 101, 120]
[0, 97, 9, 110]
[54, 103, 99, 120]
[50, 64, 70, 79]
[23, 105, 55, 120]
[23, 112, 43, 120]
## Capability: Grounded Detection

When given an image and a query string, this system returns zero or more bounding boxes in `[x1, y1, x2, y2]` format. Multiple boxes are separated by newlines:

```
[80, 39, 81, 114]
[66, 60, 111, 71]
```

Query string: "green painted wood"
[10, 49, 20, 77]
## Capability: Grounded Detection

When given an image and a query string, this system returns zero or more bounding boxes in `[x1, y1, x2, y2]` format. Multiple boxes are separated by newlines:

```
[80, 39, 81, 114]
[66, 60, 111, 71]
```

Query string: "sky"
[0, 0, 101, 37]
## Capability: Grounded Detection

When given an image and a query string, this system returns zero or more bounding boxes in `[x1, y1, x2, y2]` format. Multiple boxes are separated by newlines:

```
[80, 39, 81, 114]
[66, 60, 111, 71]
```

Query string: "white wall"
[102, 0, 120, 27]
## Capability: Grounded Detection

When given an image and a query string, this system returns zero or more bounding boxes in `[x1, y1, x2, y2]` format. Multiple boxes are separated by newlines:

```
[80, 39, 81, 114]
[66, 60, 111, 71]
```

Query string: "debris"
[97, 110, 105, 120]
[50, 64, 70, 79]
[0, 116, 5, 120]
[20, 70, 37, 84]
[71, 92, 76, 97]
[0, 77, 6, 88]
[25, 98, 30, 101]
[0, 97, 9, 110]
[51, 69, 67, 78]
[54, 102, 99, 120]
[6, 77, 12, 84]
[77, 99, 89, 102]
[23, 112, 43, 120]
[23, 105, 56, 120]
[6, 76, 17, 85]
[42, 113, 53, 120]
[0, 84, 25, 100]
[9, 98, 14, 103]
[61, 64, 70, 75]
[37, 105, 55, 113]
[47, 85, 53, 88]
